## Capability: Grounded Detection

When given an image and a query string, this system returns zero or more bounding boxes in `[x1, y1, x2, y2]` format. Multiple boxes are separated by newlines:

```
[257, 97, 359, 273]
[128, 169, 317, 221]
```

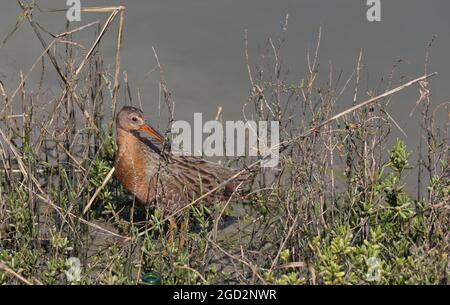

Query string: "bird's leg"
[167, 216, 177, 246]
[177, 217, 187, 250]
[167, 215, 187, 251]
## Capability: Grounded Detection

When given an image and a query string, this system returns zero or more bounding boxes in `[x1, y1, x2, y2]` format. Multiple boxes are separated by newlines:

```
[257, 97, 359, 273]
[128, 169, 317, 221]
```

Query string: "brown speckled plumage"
[115, 106, 250, 217]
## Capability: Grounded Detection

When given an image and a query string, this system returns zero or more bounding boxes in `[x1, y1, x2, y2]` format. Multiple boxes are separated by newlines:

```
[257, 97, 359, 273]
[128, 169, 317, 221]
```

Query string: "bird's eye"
[131, 117, 138, 122]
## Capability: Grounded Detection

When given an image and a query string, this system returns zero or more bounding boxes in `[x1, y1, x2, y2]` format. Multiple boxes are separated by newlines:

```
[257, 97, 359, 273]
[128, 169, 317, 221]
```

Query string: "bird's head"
[116, 106, 164, 142]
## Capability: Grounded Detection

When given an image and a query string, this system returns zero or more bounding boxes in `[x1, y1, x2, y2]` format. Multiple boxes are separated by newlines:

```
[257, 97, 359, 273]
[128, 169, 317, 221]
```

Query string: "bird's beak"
[139, 123, 164, 142]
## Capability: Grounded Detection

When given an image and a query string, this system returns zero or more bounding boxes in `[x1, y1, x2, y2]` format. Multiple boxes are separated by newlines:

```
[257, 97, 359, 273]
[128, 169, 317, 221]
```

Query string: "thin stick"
[83, 167, 115, 215]
[174, 263, 207, 284]
[298, 72, 437, 139]
[0, 261, 34, 285]
[75, 10, 118, 75]
[55, 20, 100, 38]
[111, 7, 126, 117]
[207, 238, 266, 284]
[10, 39, 57, 101]
[212, 181, 244, 242]
[81, 6, 126, 13]
[270, 214, 299, 270]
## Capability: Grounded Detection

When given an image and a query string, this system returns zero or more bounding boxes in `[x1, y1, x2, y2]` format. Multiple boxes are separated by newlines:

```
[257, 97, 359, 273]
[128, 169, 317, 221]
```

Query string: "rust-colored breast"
[115, 129, 156, 204]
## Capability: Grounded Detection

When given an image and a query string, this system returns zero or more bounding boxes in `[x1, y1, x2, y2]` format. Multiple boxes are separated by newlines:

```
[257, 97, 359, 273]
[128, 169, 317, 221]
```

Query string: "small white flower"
[65, 257, 82, 282]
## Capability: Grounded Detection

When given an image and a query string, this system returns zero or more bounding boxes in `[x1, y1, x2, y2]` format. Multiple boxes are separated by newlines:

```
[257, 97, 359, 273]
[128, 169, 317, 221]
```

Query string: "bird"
[115, 106, 251, 248]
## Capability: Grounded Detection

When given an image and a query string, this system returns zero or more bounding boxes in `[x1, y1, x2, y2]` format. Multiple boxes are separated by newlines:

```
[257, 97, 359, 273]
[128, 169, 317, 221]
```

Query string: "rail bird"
[115, 106, 250, 248]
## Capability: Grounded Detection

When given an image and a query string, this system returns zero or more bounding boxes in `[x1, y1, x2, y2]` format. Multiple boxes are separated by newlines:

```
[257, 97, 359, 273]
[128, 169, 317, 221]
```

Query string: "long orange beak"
[139, 123, 164, 142]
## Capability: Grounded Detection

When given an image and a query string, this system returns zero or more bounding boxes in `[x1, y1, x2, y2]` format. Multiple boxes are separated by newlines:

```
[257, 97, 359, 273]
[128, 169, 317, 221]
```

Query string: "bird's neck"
[117, 128, 138, 152]
[117, 128, 147, 163]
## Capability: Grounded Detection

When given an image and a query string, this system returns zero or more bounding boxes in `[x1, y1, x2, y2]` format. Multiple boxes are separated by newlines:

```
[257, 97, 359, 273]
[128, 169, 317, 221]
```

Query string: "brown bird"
[115, 106, 250, 248]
